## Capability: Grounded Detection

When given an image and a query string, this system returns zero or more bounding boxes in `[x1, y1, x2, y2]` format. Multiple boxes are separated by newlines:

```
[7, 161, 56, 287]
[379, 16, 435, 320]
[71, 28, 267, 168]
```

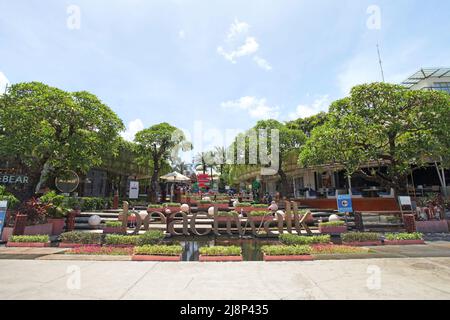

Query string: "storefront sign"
[129, 181, 139, 199]
[0, 201, 7, 239]
[55, 170, 79, 193]
[0, 175, 29, 185]
[337, 195, 353, 213]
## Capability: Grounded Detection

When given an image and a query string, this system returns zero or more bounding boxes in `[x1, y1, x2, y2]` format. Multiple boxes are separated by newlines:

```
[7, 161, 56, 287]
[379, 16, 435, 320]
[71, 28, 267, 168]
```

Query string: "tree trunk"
[148, 166, 159, 204]
[278, 168, 290, 198]
[34, 160, 52, 194]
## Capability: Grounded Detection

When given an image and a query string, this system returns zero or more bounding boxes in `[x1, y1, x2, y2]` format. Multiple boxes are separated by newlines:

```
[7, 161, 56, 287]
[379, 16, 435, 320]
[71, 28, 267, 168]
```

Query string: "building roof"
[402, 68, 450, 88]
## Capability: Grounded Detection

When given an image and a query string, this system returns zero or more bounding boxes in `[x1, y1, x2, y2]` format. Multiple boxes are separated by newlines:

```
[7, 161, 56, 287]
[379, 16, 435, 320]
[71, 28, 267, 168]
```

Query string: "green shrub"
[385, 232, 423, 241]
[235, 202, 252, 207]
[217, 211, 234, 217]
[319, 221, 346, 227]
[105, 221, 122, 228]
[67, 246, 133, 255]
[252, 204, 268, 208]
[148, 204, 163, 209]
[165, 203, 181, 207]
[216, 200, 229, 204]
[0, 186, 20, 209]
[249, 211, 270, 217]
[279, 234, 331, 245]
[134, 245, 183, 256]
[199, 200, 212, 204]
[311, 245, 370, 255]
[105, 234, 139, 245]
[40, 191, 65, 206]
[261, 245, 312, 256]
[60, 231, 102, 244]
[9, 235, 50, 243]
[137, 230, 165, 245]
[341, 232, 380, 242]
[199, 246, 242, 256]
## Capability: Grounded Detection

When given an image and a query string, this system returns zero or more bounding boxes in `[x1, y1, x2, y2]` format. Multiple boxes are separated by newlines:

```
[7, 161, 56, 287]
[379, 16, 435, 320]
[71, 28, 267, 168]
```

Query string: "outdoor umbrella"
[160, 172, 191, 201]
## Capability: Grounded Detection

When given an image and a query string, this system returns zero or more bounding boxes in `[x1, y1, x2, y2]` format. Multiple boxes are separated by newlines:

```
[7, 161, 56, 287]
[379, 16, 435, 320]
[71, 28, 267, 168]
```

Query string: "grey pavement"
[0, 257, 449, 300]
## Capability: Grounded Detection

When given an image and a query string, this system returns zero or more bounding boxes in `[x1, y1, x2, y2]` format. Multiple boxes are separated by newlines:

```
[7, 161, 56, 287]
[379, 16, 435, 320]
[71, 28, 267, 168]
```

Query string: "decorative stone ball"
[165, 209, 172, 215]
[203, 196, 211, 202]
[180, 204, 190, 213]
[208, 206, 215, 216]
[233, 200, 239, 208]
[88, 215, 101, 227]
[138, 211, 148, 220]
[328, 214, 341, 222]
[276, 210, 285, 217]
[269, 201, 278, 212]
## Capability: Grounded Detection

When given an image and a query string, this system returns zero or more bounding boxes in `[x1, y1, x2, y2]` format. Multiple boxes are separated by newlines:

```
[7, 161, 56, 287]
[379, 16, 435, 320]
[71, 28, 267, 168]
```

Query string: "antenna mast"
[376, 43, 385, 82]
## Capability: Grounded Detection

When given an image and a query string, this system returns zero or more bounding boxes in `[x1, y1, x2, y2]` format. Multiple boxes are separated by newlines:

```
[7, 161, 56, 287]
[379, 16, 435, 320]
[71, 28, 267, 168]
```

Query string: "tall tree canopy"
[134, 122, 190, 203]
[0, 82, 124, 195]
[299, 82, 450, 193]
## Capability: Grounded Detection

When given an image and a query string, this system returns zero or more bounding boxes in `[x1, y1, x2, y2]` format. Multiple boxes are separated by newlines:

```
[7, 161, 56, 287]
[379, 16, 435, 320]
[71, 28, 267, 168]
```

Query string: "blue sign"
[337, 195, 353, 213]
[0, 201, 7, 240]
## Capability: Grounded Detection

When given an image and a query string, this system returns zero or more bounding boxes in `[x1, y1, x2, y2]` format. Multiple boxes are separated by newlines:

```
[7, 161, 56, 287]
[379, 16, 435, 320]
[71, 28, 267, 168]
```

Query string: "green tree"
[134, 123, 189, 203]
[299, 83, 450, 194]
[0, 82, 124, 195]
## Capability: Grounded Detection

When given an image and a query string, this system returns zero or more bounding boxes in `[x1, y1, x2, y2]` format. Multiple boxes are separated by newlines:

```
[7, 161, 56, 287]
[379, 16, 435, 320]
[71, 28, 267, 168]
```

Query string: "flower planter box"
[263, 254, 314, 262]
[146, 208, 163, 214]
[215, 203, 229, 210]
[199, 255, 243, 262]
[131, 254, 182, 262]
[384, 239, 425, 245]
[59, 243, 101, 248]
[319, 226, 348, 234]
[197, 204, 213, 210]
[342, 241, 382, 247]
[23, 223, 53, 236]
[7, 242, 51, 248]
[47, 218, 66, 236]
[102, 227, 126, 234]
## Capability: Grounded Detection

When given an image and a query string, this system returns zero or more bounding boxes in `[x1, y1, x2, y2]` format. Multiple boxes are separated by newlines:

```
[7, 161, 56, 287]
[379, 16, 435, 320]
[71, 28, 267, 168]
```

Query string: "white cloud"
[121, 119, 144, 141]
[0, 72, 10, 95]
[288, 95, 330, 120]
[253, 56, 272, 71]
[221, 96, 279, 119]
[178, 30, 186, 39]
[217, 19, 271, 71]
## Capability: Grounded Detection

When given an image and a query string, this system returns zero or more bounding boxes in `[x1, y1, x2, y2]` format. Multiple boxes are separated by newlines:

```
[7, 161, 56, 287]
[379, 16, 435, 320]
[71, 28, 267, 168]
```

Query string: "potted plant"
[104, 234, 139, 247]
[279, 234, 332, 246]
[235, 202, 253, 213]
[261, 245, 313, 261]
[199, 246, 243, 262]
[341, 232, 382, 246]
[384, 232, 425, 245]
[247, 211, 273, 223]
[103, 220, 126, 234]
[59, 231, 102, 248]
[7, 235, 50, 247]
[147, 204, 164, 213]
[319, 221, 347, 234]
[17, 198, 53, 235]
[132, 245, 183, 261]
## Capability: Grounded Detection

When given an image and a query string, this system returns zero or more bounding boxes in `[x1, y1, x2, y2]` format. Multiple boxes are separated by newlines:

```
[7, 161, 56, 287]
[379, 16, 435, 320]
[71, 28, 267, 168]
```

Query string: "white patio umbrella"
[160, 171, 191, 201]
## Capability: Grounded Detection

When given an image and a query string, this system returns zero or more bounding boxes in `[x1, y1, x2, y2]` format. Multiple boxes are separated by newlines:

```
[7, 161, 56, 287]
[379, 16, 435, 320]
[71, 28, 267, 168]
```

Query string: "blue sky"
[1, 0, 449, 159]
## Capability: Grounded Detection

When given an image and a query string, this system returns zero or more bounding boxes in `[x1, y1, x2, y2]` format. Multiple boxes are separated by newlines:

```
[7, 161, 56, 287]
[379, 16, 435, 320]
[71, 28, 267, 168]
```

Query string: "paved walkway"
[0, 257, 449, 300]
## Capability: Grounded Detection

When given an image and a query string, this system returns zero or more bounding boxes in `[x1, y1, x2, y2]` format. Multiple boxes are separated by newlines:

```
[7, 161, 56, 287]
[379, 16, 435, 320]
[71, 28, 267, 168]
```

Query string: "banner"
[129, 181, 139, 199]
[337, 195, 353, 213]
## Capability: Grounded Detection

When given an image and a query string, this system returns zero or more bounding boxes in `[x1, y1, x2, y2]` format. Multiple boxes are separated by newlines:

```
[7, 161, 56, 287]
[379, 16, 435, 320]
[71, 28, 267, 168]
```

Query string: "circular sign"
[55, 170, 79, 193]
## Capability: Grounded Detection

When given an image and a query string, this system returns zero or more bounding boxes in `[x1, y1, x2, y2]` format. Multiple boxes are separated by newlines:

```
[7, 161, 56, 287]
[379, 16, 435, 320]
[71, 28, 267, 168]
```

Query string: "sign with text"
[0, 175, 29, 185]
[337, 195, 353, 213]
[129, 181, 139, 199]
[0, 201, 7, 240]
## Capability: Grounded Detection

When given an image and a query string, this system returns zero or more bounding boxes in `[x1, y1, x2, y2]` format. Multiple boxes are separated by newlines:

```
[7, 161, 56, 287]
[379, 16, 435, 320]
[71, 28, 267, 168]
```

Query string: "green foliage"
[199, 246, 242, 256]
[148, 204, 163, 209]
[60, 231, 102, 244]
[248, 211, 270, 217]
[134, 245, 183, 256]
[261, 245, 312, 256]
[279, 234, 331, 245]
[217, 211, 235, 217]
[0, 82, 124, 192]
[341, 232, 380, 242]
[9, 235, 49, 243]
[66, 246, 133, 255]
[235, 202, 252, 207]
[165, 202, 181, 207]
[80, 197, 108, 211]
[199, 199, 212, 204]
[105, 221, 122, 228]
[0, 186, 20, 209]
[104, 234, 139, 245]
[311, 245, 369, 255]
[252, 204, 268, 208]
[385, 232, 423, 241]
[216, 200, 229, 204]
[319, 221, 346, 227]
[137, 230, 165, 246]
[40, 191, 65, 206]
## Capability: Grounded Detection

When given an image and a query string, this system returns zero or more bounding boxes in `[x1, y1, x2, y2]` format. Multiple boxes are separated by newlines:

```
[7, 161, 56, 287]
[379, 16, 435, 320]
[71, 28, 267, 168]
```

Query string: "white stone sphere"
[208, 206, 215, 216]
[269, 202, 278, 211]
[203, 196, 211, 202]
[328, 214, 341, 222]
[165, 209, 172, 214]
[276, 210, 285, 217]
[180, 204, 190, 213]
[138, 211, 148, 220]
[88, 215, 101, 226]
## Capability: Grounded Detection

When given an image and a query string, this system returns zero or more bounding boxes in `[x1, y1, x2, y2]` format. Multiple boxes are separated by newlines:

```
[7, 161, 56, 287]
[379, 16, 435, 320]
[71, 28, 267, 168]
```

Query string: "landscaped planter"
[199, 255, 243, 262]
[319, 226, 348, 234]
[131, 254, 182, 262]
[104, 244, 136, 248]
[197, 203, 213, 210]
[215, 203, 230, 210]
[263, 254, 313, 262]
[7, 242, 51, 248]
[384, 239, 425, 245]
[47, 218, 66, 236]
[59, 243, 102, 248]
[342, 241, 382, 246]
[24, 223, 53, 236]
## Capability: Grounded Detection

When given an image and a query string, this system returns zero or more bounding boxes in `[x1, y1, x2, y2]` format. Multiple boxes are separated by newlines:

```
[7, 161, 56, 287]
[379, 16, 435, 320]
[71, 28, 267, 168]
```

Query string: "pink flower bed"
[66, 246, 133, 255]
